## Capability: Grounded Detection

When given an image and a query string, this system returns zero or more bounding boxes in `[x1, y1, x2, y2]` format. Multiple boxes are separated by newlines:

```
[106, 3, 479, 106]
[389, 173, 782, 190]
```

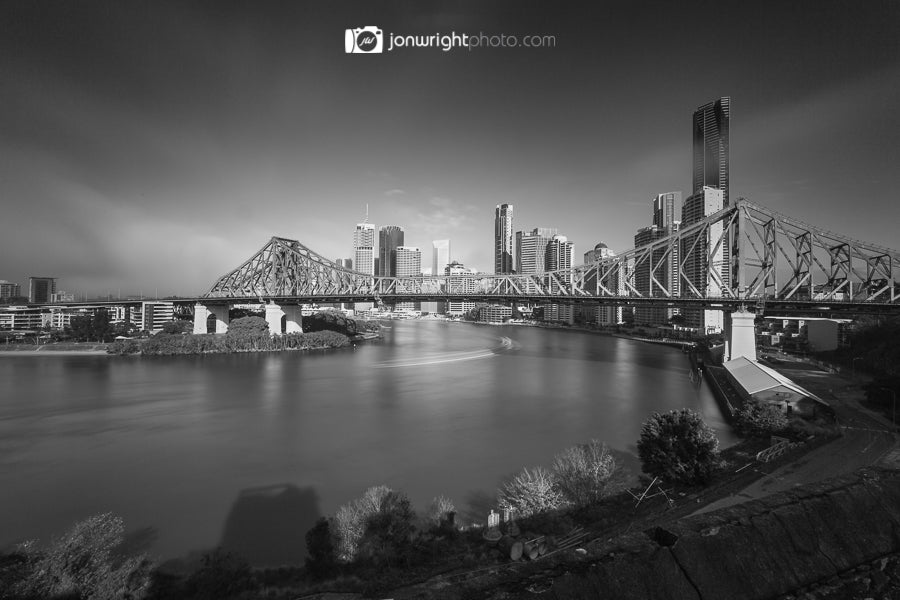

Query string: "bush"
[552, 440, 618, 507]
[9, 513, 151, 600]
[733, 398, 789, 437]
[637, 409, 721, 485]
[497, 467, 565, 518]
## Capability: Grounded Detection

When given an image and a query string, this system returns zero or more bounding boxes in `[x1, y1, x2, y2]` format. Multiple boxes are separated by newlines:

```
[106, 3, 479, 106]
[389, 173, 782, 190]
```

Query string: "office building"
[445, 261, 477, 317]
[516, 228, 557, 275]
[494, 204, 514, 274]
[0, 280, 21, 302]
[129, 301, 176, 333]
[334, 258, 353, 270]
[583, 243, 622, 326]
[681, 186, 727, 332]
[394, 246, 421, 311]
[693, 97, 730, 206]
[353, 223, 375, 311]
[544, 235, 575, 323]
[378, 226, 404, 277]
[432, 239, 451, 276]
[28, 277, 57, 304]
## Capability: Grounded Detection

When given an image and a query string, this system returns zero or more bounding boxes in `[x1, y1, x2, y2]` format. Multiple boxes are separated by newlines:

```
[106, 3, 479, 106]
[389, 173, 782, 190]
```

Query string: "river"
[0, 321, 735, 566]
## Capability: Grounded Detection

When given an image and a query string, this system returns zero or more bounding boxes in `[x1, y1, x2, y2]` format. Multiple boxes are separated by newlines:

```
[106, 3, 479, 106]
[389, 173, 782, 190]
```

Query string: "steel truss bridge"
[202, 199, 900, 316]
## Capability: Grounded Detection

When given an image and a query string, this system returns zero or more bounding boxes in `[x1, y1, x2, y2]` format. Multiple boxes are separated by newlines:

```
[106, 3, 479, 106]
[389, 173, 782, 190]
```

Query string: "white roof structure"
[723, 356, 830, 406]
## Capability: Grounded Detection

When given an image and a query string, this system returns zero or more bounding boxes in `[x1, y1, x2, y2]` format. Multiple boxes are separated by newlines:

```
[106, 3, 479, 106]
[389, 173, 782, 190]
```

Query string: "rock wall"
[544, 468, 900, 600]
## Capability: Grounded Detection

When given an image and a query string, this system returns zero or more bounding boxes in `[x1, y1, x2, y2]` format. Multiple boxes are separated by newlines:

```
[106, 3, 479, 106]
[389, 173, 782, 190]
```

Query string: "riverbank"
[0, 342, 109, 355]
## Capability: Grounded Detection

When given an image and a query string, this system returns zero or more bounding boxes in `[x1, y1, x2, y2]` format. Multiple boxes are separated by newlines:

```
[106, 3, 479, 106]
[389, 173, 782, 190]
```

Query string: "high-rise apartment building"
[693, 97, 730, 206]
[28, 277, 57, 304]
[378, 226, 404, 277]
[681, 186, 727, 332]
[516, 228, 557, 275]
[494, 204, 514, 274]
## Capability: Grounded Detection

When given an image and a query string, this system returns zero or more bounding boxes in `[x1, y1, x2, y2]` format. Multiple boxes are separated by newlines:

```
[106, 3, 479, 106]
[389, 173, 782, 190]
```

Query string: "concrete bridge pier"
[284, 304, 303, 334]
[724, 308, 757, 362]
[193, 303, 230, 334]
[263, 303, 303, 335]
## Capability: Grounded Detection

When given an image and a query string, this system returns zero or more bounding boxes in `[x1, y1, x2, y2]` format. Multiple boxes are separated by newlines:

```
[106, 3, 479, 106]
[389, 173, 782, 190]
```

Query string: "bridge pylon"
[724, 308, 757, 362]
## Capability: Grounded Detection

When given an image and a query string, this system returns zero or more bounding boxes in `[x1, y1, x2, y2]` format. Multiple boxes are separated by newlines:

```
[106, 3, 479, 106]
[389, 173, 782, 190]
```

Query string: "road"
[695, 360, 899, 515]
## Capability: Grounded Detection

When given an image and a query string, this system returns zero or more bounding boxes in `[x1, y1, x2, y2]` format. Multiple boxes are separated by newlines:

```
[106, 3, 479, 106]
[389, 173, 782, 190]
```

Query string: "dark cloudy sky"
[2, 0, 899, 297]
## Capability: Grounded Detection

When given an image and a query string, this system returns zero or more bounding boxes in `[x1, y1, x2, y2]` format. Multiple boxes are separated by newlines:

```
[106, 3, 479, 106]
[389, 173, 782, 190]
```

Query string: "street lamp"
[878, 387, 897, 427]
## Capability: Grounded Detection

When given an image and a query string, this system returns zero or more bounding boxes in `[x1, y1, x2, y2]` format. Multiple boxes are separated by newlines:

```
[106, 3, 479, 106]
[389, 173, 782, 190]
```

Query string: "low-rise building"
[723, 356, 830, 418]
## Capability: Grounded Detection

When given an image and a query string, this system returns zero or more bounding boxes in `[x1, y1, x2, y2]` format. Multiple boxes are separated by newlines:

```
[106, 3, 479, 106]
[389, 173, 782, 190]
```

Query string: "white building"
[353, 222, 375, 311]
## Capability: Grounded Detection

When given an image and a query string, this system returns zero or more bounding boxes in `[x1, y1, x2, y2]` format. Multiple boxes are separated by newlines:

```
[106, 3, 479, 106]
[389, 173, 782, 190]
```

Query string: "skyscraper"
[544, 235, 575, 323]
[681, 186, 727, 332]
[0, 280, 21, 302]
[353, 223, 375, 312]
[353, 224, 375, 275]
[693, 97, 730, 206]
[494, 204, 514, 274]
[432, 239, 451, 276]
[395, 246, 421, 311]
[28, 277, 57, 304]
[516, 227, 557, 275]
[378, 226, 404, 277]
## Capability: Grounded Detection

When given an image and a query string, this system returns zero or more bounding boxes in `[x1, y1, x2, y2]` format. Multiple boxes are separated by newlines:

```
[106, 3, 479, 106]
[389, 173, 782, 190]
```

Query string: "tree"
[637, 409, 721, 485]
[226, 316, 269, 336]
[733, 398, 789, 437]
[497, 467, 565, 518]
[304, 517, 338, 581]
[357, 491, 416, 566]
[161, 319, 192, 335]
[552, 440, 619, 507]
[426, 495, 456, 529]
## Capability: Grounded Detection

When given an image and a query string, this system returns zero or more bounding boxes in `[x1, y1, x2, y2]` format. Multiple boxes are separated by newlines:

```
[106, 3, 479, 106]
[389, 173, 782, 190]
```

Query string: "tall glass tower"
[378, 225, 404, 277]
[693, 97, 730, 206]
[494, 204, 514, 274]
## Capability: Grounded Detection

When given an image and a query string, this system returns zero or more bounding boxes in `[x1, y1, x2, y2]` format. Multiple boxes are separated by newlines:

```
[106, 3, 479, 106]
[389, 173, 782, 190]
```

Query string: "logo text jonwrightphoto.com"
[345, 26, 556, 54]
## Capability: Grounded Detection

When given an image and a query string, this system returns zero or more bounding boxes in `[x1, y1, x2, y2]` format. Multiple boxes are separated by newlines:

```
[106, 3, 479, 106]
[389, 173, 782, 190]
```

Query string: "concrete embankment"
[538, 467, 900, 600]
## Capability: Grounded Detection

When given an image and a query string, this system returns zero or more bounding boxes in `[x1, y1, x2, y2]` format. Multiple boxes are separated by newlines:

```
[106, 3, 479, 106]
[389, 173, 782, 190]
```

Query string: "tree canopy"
[637, 409, 720, 485]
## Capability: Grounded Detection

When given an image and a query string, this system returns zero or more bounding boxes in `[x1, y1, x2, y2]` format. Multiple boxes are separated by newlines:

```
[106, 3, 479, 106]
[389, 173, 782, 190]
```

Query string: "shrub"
[637, 409, 721, 485]
[497, 467, 565, 518]
[733, 398, 789, 437]
[161, 319, 193, 335]
[9, 513, 151, 600]
[552, 440, 618, 507]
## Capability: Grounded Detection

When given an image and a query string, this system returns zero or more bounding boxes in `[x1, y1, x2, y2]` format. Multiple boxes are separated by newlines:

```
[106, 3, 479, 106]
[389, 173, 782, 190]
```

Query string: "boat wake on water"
[373, 336, 518, 368]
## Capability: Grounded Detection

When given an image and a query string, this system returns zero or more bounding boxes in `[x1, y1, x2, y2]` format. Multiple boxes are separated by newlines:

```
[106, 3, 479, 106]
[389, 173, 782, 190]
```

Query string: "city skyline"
[2, 1, 899, 296]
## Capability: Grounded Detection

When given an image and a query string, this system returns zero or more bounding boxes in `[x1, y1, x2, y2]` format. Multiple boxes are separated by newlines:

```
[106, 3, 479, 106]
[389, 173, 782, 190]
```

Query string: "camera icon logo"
[345, 26, 384, 54]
